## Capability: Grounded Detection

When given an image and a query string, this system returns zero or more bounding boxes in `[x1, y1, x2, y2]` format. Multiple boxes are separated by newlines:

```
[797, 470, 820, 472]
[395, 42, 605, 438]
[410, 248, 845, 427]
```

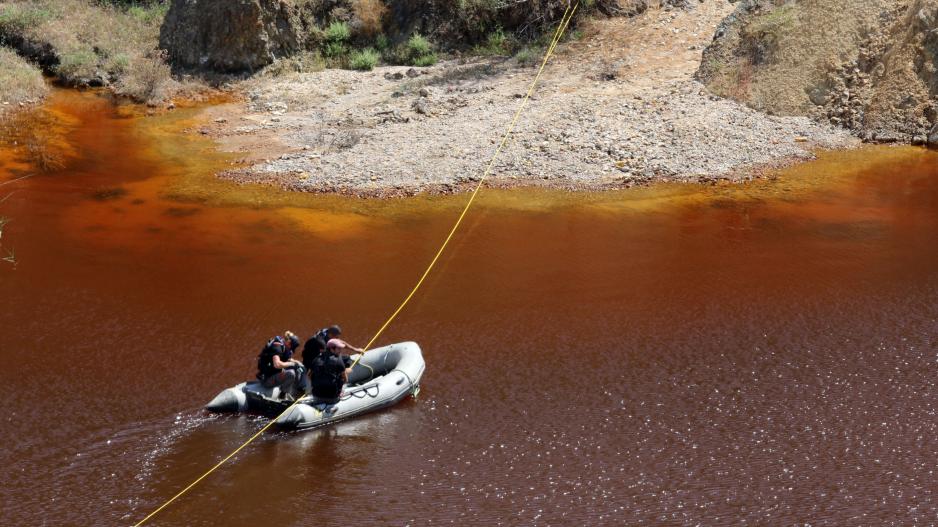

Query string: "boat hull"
[206, 342, 425, 431]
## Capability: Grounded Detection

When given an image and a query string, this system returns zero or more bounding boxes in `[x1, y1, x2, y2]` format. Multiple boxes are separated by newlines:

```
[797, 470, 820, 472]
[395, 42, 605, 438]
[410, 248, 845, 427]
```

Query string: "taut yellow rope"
[133, 4, 579, 525]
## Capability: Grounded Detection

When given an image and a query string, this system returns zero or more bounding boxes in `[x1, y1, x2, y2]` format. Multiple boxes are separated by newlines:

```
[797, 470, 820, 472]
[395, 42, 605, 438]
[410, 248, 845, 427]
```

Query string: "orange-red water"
[1, 87, 937, 526]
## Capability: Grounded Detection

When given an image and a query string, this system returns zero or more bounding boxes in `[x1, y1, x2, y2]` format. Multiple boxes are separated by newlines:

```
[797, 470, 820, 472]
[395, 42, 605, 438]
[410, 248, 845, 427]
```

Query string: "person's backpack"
[301, 336, 326, 371]
[256, 336, 284, 379]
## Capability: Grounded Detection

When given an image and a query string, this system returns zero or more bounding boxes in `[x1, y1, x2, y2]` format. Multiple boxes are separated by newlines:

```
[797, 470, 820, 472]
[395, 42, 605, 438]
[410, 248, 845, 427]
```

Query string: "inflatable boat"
[205, 342, 425, 431]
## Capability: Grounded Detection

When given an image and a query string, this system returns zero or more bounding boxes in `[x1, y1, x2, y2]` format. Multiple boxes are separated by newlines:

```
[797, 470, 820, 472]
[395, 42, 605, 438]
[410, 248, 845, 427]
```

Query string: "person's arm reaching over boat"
[327, 338, 364, 355]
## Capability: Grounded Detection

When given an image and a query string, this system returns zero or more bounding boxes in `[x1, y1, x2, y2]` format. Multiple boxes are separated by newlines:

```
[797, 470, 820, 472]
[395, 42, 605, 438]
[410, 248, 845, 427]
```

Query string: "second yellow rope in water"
[133, 4, 579, 525]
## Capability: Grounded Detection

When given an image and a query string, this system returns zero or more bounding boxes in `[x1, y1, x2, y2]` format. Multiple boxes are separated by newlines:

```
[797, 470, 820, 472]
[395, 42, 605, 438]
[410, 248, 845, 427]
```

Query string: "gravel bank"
[207, 1, 859, 196]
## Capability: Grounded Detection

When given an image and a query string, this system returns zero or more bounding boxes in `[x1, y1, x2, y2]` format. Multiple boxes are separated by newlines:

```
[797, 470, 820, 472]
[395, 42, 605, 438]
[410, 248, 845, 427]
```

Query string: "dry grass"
[114, 49, 172, 103]
[259, 50, 326, 77]
[0, 0, 174, 103]
[352, 0, 387, 38]
[2, 97, 73, 171]
[0, 46, 46, 104]
[24, 128, 65, 171]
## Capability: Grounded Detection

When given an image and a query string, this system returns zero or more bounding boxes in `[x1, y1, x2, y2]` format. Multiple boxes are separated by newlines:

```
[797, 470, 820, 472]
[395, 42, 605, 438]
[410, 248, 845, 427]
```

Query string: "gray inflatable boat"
[206, 342, 425, 431]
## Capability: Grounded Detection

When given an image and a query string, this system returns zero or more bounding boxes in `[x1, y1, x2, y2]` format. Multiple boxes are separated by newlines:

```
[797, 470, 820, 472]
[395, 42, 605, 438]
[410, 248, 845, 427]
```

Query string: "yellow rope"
[0, 173, 34, 188]
[132, 4, 578, 525]
[353, 1, 579, 363]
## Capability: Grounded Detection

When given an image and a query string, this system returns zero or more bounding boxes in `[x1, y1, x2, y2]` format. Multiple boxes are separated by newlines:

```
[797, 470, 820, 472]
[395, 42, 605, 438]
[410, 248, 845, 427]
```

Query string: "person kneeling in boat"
[324, 326, 365, 367]
[309, 342, 353, 403]
[305, 325, 364, 368]
[257, 333, 303, 400]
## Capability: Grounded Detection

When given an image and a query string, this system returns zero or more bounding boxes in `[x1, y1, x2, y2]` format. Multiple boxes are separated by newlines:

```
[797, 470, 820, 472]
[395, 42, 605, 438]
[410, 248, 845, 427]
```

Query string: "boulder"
[597, 0, 648, 17]
[413, 99, 431, 115]
[928, 124, 938, 148]
[873, 131, 900, 143]
[159, 0, 300, 73]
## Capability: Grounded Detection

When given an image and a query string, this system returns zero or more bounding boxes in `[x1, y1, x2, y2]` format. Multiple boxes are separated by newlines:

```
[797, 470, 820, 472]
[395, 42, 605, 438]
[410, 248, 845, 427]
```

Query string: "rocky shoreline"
[698, 0, 938, 147]
[202, 3, 859, 197]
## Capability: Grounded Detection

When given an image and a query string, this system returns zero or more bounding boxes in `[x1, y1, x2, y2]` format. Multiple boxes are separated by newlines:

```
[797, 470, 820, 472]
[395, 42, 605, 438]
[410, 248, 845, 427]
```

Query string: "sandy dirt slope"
[201, 1, 857, 196]
[698, 0, 938, 143]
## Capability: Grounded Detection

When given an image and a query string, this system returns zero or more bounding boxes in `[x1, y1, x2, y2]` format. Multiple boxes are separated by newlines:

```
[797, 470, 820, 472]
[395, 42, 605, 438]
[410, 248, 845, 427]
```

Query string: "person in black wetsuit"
[302, 325, 363, 369]
[300, 328, 330, 371]
[309, 341, 352, 403]
[257, 333, 303, 400]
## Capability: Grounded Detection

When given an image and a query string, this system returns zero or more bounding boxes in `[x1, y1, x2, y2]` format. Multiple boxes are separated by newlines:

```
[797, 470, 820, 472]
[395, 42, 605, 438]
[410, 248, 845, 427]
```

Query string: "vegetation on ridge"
[0, 0, 603, 106]
[0, 46, 46, 105]
[0, 0, 172, 103]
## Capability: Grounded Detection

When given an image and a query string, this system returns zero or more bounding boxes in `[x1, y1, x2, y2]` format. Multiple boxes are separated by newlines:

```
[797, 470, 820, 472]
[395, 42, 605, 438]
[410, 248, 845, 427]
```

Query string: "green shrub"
[126, 2, 169, 24]
[56, 49, 98, 80]
[476, 28, 510, 55]
[374, 34, 389, 52]
[322, 21, 352, 59]
[323, 41, 347, 58]
[411, 53, 437, 67]
[471, 26, 526, 57]
[406, 33, 432, 58]
[513, 47, 538, 67]
[0, 4, 56, 32]
[390, 33, 436, 67]
[348, 48, 379, 70]
[108, 53, 131, 73]
[324, 21, 351, 44]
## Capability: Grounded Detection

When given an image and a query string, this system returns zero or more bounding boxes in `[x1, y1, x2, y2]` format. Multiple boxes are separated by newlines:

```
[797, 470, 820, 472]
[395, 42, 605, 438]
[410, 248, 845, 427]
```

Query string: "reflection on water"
[1, 88, 937, 526]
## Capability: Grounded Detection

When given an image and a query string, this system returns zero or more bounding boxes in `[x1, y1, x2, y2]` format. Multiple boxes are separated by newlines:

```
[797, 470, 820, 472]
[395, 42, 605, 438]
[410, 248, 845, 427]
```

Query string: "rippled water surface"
[1, 88, 937, 526]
